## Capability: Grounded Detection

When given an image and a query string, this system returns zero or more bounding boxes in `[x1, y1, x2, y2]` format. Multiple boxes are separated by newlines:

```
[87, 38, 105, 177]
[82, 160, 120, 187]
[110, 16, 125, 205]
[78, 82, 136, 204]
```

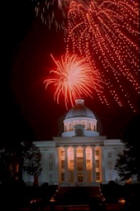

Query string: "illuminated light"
[76, 147, 84, 171]
[67, 147, 74, 170]
[44, 53, 101, 109]
[49, 196, 56, 202]
[86, 147, 92, 170]
[118, 198, 126, 205]
[95, 146, 102, 182]
[66, 0, 140, 111]
[67, 147, 74, 160]
[86, 147, 92, 160]
[76, 147, 83, 157]
[126, 177, 132, 184]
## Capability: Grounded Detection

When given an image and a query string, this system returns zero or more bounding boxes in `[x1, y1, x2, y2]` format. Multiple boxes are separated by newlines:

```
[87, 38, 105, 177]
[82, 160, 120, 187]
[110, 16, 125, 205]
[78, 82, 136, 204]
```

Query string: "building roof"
[65, 99, 96, 119]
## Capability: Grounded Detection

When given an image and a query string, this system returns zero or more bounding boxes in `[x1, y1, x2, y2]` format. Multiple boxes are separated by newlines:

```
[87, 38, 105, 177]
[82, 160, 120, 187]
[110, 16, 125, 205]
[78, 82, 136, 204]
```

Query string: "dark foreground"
[0, 181, 140, 211]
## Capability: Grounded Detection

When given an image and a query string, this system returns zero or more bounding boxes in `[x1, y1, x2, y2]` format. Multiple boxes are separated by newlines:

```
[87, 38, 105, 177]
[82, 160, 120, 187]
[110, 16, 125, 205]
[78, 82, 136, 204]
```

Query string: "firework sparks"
[33, 0, 69, 30]
[33, 0, 89, 30]
[66, 0, 140, 111]
[44, 54, 101, 109]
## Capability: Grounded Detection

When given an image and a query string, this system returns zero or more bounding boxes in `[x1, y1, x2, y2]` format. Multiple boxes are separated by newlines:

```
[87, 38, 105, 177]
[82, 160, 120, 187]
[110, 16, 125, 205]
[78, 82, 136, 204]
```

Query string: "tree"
[0, 141, 42, 186]
[0, 143, 24, 183]
[115, 115, 140, 181]
[23, 143, 42, 185]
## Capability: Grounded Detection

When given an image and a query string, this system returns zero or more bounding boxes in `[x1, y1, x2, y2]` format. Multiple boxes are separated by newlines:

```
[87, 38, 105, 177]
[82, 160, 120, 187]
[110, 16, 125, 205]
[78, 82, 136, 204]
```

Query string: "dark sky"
[1, 0, 140, 148]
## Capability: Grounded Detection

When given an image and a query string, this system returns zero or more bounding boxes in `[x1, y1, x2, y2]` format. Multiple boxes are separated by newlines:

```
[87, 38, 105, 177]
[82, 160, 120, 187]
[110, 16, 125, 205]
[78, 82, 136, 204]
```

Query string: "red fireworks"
[44, 54, 101, 109]
[66, 0, 140, 111]
[34, 0, 69, 30]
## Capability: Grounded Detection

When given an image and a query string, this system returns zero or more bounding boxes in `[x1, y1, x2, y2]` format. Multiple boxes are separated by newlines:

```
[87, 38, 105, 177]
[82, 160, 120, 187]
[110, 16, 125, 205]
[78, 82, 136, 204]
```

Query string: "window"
[96, 160, 100, 168]
[61, 160, 65, 168]
[61, 173, 65, 182]
[86, 160, 92, 170]
[87, 160, 90, 165]
[86, 147, 92, 159]
[86, 147, 92, 170]
[77, 157, 83, 171]
[68, 147, 74, 170]
[69, 171, 74, 183]
[77, 147, 83, 171]
[87, 170, 92, 183]
[96, 150, 99, 156]
[60, 150, 65, 157]
[96, 172, 100, 181]
[87, 122, 91, 130]
[69, 160, 74, 169]
[77, 173, 83, 182]
[75, 127, 83, 136]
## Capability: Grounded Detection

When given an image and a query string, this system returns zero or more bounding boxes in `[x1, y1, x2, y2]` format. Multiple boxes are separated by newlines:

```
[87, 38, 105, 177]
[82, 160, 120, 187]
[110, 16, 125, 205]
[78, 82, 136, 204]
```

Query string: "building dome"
[65, 99, 96, 120]
[62, 99, 99, 137]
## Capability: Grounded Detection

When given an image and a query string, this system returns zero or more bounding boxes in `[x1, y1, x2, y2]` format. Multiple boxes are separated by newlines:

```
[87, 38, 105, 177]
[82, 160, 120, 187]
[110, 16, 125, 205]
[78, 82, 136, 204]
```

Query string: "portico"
[57, 145, 102, 185]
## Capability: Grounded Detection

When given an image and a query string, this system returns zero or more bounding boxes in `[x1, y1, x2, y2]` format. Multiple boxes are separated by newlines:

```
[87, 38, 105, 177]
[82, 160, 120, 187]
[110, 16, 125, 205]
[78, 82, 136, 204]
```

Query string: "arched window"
[90, 122, 94, 131]
[67, 147, 74, 183]
[96, 172, 100, 181]
[87, 122, 90, 130]
[58, 147, 65, 170]
[86, 147, 92, 183]
[69, 123, 72, 131]
[86, 147, 92, 165]
[59, 147, 65, 157]
[67, 147, 74, 170]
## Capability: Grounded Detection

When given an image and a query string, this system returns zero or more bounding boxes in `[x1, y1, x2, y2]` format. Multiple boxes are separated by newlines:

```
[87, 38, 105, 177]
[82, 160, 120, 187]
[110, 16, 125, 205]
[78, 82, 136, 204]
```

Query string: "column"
[83, 147, 87, 184]
[92, 147, 96, 182]
[101, 147, 105, 183]
[74, 147, 77, 184]
[64, 147, 68, 184]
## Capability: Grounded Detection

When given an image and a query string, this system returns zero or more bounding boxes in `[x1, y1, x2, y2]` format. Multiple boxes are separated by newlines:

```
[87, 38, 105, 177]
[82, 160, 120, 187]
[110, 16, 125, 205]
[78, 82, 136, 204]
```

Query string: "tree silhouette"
[116, 115, 140, 181]
[23, 143, 42, 185]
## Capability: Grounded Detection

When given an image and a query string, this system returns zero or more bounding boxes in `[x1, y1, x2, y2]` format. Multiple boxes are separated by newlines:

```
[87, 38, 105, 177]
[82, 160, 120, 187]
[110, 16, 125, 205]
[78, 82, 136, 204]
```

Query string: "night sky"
[1, 0, 140, 148]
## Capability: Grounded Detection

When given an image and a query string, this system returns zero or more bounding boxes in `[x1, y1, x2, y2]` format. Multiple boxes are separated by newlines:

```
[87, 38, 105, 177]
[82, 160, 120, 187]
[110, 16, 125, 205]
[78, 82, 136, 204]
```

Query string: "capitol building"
[23, 99, 124, 186]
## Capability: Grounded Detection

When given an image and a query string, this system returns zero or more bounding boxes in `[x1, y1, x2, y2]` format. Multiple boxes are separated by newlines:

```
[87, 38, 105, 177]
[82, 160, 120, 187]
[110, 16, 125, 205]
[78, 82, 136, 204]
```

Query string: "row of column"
[59, 146, 101, 184]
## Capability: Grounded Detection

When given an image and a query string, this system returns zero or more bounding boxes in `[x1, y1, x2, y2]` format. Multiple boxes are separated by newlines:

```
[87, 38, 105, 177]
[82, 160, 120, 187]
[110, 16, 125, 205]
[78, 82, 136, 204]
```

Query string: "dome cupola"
[62, 99, 99, 137]
[65, 99, 96, 119]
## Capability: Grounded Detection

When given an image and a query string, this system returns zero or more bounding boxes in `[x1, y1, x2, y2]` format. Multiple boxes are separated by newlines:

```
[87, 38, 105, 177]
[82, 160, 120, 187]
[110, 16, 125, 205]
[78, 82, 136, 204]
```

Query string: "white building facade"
[23, 99, 124, 186]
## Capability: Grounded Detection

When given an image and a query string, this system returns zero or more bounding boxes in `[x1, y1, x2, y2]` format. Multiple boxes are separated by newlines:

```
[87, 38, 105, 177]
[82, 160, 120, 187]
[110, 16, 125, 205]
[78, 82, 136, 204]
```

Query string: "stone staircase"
[52, 186, 101, 204]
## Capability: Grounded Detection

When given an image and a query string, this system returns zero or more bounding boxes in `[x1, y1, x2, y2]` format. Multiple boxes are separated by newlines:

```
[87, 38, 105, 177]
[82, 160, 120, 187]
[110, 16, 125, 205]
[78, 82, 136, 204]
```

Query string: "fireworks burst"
[66, 0, 140, 111]
[44, 54, 101, 109]
[33, 0, 69, 30]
